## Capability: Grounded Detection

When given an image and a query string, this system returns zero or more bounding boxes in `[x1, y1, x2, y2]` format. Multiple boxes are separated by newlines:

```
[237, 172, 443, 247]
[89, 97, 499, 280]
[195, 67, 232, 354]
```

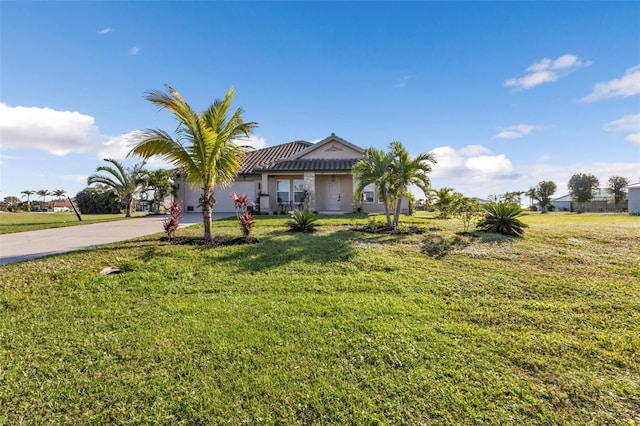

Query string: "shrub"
[476, 201, 527, 237]
[163, 201, 182, 240]
[287, 209, 318, 232]
[232, 192, 255, 237]
[238, 211, 255, 237]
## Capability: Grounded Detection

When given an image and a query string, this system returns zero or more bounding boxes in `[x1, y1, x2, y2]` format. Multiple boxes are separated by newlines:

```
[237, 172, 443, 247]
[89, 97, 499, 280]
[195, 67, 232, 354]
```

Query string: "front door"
[327, 180, 341, 210]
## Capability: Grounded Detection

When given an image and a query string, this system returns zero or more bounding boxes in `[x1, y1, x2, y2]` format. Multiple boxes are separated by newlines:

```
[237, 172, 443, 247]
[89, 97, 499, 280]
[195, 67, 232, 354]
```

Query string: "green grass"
[1, 213, 639, 424]
[0, 212, 147, 234]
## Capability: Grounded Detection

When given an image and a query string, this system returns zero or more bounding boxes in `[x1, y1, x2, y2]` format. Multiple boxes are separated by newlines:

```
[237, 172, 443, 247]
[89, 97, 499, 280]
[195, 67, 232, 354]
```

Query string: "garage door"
[213, 181, 256, 213]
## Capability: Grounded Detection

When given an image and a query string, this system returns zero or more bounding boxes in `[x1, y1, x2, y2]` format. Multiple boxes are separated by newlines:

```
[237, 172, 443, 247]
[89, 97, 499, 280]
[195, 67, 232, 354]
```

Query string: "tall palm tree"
[36, 190, 51, 210]
[88, 159, 145, 217]
[388, 141, 436, 226]
[21, 190, 35, 211]
[52, 189, 66, 200]
[129, 85, 257, 242]
[353, 147, 394, 227]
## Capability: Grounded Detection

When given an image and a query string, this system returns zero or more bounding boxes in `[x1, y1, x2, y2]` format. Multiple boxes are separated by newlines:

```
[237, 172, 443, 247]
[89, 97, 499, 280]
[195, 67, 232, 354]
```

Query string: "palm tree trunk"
[124, 197, 131, 217]
[202, 187, 215, 242]
[393, 196, 403, 227]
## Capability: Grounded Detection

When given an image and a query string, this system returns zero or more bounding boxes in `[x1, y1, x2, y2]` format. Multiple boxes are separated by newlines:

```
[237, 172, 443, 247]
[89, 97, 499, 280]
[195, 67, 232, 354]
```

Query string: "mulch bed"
[353, 225, 425, 235]
[161, 236, 259, 246]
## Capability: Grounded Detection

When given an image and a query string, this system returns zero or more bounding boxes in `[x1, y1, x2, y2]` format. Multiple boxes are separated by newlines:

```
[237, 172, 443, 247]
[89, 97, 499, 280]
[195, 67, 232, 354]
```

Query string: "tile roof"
[239, 141, 312, 174]
[255, 158, 361, 172]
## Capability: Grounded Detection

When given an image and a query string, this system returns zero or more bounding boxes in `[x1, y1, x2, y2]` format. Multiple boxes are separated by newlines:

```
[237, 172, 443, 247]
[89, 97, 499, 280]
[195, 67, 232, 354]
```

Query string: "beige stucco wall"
[299, 141, 362, 159]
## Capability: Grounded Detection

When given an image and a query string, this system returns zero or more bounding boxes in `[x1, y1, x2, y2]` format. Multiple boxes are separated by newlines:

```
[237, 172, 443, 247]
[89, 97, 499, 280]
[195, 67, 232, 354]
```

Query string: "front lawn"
[1, 213, 638, 424]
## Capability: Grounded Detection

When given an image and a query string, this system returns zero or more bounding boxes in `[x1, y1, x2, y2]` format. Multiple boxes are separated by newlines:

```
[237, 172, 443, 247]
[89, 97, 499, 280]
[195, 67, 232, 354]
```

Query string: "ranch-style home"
[173, 133, 408, 215]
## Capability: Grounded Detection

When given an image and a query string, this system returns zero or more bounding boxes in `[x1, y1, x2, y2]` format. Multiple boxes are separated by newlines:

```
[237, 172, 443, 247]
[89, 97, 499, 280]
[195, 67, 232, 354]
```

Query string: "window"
[362, 184, 375, 203]
[277, 180, 290, 203]
[293, 180, 305, 203]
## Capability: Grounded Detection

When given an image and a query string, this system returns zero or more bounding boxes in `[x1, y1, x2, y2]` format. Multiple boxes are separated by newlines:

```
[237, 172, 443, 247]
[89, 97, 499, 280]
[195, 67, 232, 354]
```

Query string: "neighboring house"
[174, 133, 409, 214]
[46, 200, 75, 212]
[628, 183, 640, 215]
[551, 188, 628, 212]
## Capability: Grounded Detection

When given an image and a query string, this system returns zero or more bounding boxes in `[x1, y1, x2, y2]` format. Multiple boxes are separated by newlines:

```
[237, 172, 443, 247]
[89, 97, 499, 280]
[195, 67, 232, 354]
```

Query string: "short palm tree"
[21, 190, 35, 211]
[87, 159, 145, 217]
[129, 85, 257, 242]
[388, 141, 436, 226]
[353, 147, 393, 227]
[432, 187, 456, 218]
[36, 190, 51, 210]
[476, 201, 528, 237]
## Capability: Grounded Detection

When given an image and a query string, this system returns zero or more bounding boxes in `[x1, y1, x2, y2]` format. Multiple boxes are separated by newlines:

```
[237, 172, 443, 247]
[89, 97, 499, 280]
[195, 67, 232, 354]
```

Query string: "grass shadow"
[209, 228, 356, 272]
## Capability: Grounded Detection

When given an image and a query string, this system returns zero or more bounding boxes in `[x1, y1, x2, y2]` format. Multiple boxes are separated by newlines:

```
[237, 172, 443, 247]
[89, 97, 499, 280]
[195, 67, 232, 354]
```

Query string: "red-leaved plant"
[163, 201, 182, 240]
[231, 192, 255, 237]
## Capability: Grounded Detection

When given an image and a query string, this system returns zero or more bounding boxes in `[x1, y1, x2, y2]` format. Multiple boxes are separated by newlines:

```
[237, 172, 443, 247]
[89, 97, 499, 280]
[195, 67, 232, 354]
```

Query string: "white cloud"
[395, 75, 409, 88]
[465, 155, 513, 176]
[604, 113, 640, 144]
[128, 47, 140, 56]
[61, 174, 90, 183]
[235, 134, 267, 150]
[430, 145, 515, 181]
[505, 54, 591, 91]
[494, 124, 539, 139]
[0, 103, 99, 156]
[626, 133, 640, 145]
[98, 27, 112, 35]
[580, 65, 640, 103]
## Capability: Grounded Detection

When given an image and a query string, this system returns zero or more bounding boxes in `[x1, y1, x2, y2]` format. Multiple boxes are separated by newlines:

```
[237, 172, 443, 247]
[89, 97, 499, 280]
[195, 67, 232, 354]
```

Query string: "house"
[45, 200, 75, 212]
[174, 133, 409, 214]
[628, 183, 640, 215]
[551, 188, 628, 212]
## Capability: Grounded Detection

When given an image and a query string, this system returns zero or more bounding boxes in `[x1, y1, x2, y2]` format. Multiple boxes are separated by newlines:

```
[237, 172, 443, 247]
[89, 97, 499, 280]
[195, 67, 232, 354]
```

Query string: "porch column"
[303, 172, 316, 212]
[260, 173, 270, 213]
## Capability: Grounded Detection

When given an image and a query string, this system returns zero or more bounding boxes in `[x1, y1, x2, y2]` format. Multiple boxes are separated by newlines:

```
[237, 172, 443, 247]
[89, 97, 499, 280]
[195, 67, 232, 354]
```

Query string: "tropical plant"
[387, 141, 436, 226]
[529, 181, 557, 212]
[163, 201, 182, 240]
[353, 141, 436, 228]
[452, 196, 482, 232]
[432, 187, 457, 219]
[140, 169, 174, 213]
[87, 159, 146, 217]
[568, 173, 599, 211]
[3, 196, 21, 212]
[231, 192, 256, 237]
[52, 189, 67, 200]
[129, 85, 257, 242]
[607, 176, 629, 209]
[21, 190, 35, 211]
[476, 201, 528, 237]
[36, 190, 51, 209]
[353, 147, 394, 227]
[286, 209, 318, 233]
[75, 187, 121, 214]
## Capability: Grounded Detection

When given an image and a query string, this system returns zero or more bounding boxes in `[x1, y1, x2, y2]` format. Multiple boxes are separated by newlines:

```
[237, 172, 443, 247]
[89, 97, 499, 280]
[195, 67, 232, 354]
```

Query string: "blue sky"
[1, 1, 639, 202]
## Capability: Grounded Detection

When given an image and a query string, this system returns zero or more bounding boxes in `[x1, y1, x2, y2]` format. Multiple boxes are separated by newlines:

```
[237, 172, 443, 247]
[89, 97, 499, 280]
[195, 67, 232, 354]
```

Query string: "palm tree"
[36, 190, 51, 210]
[129, 85, 257, 241]
[432, 187, 456, 218]
[52, 189, 66, 200]
[353, 147, 394, 227]
[88, 159, 146, 217]
[21, 190, 35, 211]
[387, 141, 436, 227]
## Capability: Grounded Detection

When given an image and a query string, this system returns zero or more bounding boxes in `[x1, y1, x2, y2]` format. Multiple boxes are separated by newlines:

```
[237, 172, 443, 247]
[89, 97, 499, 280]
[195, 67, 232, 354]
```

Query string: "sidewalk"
[0, 213, 231, 265]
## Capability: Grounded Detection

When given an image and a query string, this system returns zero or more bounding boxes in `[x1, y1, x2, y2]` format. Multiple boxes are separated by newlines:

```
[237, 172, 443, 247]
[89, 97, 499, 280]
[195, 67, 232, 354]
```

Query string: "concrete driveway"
[0, 213, 233, 265]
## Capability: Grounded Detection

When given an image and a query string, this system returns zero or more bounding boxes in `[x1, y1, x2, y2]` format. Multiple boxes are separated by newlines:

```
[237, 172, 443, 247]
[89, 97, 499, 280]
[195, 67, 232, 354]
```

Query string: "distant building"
[628, 183, 640, 215]
[551, 188, 628, 212]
